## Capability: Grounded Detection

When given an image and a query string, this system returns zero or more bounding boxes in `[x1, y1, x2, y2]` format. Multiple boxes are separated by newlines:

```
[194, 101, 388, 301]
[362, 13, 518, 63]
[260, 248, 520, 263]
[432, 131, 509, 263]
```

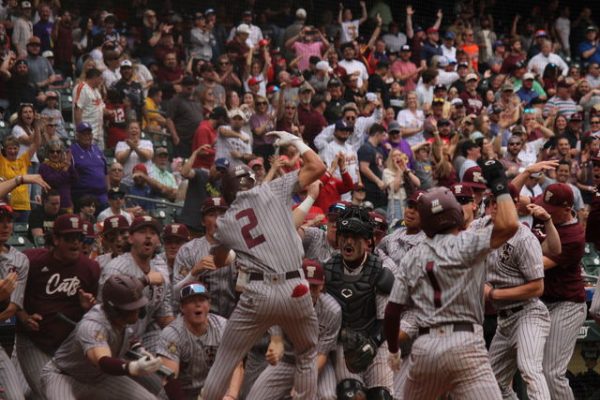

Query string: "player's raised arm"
[266, 131, 326, 189]
[479, 160, 520, 248]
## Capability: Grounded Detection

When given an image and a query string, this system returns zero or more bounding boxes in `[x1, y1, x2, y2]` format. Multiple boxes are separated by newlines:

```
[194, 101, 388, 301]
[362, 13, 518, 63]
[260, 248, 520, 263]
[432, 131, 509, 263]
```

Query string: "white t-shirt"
[11, 125, 38, 163]
[338, 59, 369, 87]
[74, 82, 105, 143]
[115, 139, 154, 184]
[97, 208, 133, 224]
[102, 68, 121, 88]
[215, 126, 253, 168]
[340, 20, 360, 44]
[397, 109, 425, 146]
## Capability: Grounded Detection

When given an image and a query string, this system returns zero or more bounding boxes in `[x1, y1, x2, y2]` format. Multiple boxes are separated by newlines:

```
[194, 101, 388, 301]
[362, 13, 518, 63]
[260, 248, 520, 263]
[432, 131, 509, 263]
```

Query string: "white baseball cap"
[237, 24, 251, 35]
[228, 108, 247, 121]
[315, 60, 332, 72]
[365, 92, 378, 102]
[42, 50, 54, 58]
[466, 73, 479, 82]
[120, 59, 133, 68]
[523, 72, 536, 80]
[296, 8, 307, 19]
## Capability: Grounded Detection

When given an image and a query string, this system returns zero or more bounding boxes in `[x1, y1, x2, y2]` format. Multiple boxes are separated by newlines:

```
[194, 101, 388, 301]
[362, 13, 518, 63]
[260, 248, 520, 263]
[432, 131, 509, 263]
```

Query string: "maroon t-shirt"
[586, 191, 600, 249]
[542, 220, 586, 303]
[459, 91, 484, 116]
[18, 249, 100, 352]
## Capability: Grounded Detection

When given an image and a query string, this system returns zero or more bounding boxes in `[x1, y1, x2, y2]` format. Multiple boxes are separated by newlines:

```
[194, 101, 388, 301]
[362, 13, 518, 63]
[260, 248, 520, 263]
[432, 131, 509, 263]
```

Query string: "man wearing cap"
[73, 67, 108, 149]
[441, 31, 457, 63]
[283, 8, 307, 51]
[147, 147, 178, 202]
[383, 121, 414, 166]
[12, 1, 33, 57]
[166, 75, 203, 158]
[215, 108, 253, 167]
[225, 24, 251, 70]
[0, 202, 29, 400]
[96, 215, 130, 270]
[319, 120, 359, 189]
[227, 11, 263, 48]
[70, 120, 109, 208]
[391, 45, 421, 92]
[285, 25, 330, 72]
[102, 50, 122, 88]
[338, 43, 369, 90]
[100, 216, 175, 353]
[459, 72, 483, 115]
[420, 27, 442, 68]
[173, 197, 237, 318]
[190, 12, 215, 62]
[533, 183, 587, 399]
[542, 80, 577, 118]
[40, 274, 162, 399]
[158, 282, 243, 399]
[16, 214, 100, 399]
[113, 60, 144, 120]
[160, 223, 189, 282]
[192, 106, 229, 169]
[248, 259, 341, 399]
[25, 35, 59, 90]
[528, 39, 569, 78]
[516, 72, 541, 106]
[578, 26, 600, 65]
[28, 189, 60, 242]
[98, 187, 133, 224]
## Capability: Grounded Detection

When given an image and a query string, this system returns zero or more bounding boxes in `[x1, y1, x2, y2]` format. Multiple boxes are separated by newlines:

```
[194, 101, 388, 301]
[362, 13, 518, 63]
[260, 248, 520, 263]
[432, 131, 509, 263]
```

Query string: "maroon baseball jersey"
[542, 220, 586, 303]
[18, 248, 100, 352]
[585, 192, 600, 249]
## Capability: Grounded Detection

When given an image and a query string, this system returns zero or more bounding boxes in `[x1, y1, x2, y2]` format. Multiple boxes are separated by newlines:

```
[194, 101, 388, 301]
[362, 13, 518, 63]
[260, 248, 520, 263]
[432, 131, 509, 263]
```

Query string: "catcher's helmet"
[102, 274, 148, 311]
[417, 187, 464, 237]
[336, 206, 374, 239]
[221, 164, 256, 204]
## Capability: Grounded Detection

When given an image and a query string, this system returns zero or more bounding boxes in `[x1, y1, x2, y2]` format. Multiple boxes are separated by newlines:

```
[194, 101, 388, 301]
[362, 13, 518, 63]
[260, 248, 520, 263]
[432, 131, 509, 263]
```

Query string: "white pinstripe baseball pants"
[202, 275, 318, 400]
[247, 360, 336, 400]
[404, 325, 502, 400]
[543, 301, 587, 400]
[489, 302, 550, 400]
[0, 346, 24, 400]
[393, 354, 411, 400]
[15, 334, 51, 400]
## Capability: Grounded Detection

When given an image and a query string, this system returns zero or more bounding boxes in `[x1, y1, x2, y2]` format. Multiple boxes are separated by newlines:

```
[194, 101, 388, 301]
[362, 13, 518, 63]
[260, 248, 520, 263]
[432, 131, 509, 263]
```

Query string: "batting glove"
[479, 159, 509, 197]
[388, 351, 402, 372]
[128, 354, 162, 376]
[266, 131, 310, 155]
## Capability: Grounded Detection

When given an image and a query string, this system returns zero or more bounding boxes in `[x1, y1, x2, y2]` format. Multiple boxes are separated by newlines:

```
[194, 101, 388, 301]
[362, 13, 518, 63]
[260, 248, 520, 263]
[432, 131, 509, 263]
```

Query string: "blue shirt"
[421, 41, 442, 65]
[578, 41, 600, 64]
[516, 87, 539, 107]
[70, 143, 108, 204]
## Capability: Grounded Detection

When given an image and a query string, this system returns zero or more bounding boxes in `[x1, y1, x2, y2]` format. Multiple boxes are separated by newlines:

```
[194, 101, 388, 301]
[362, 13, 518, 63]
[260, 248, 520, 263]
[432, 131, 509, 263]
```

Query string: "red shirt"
[18, 249, 100, 352]
[156, 65, 184, 85]
[542, 220, 586, 303]
[105, 102, 128, 149]
[297, 106, 327, 150]
[314, 170, 354, 212]
[192, 120, 217, 169]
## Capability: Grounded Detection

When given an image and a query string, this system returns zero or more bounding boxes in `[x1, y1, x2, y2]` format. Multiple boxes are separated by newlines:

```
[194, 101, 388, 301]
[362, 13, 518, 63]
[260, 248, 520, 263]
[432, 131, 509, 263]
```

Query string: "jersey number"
[425, 261, 442, 308]
[235, 209, 266, 249]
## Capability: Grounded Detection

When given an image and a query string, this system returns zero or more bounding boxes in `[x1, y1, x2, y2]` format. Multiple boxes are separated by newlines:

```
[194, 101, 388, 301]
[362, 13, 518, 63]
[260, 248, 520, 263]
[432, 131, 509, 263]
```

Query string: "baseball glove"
[340, 328, 377, 373]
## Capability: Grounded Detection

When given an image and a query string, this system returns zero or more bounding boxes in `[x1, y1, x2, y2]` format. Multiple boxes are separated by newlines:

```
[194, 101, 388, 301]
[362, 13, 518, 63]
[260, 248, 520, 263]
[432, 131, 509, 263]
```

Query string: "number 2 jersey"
[215, 171, 304, 274]
[389, 224, 494, 328]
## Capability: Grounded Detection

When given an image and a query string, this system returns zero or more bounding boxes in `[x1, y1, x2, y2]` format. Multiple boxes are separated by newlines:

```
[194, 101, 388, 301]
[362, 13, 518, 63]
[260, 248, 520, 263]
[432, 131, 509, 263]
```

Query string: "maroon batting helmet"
[417, 187, 464, 237]
[221, 164, 256, 204]
[102, 274, 148, 311]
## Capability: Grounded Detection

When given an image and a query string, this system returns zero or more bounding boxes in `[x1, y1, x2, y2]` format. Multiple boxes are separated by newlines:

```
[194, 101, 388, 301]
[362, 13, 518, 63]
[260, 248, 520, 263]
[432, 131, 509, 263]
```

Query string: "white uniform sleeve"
[314, 124, 335, 152]
[591, 278, 600, 321]
[388, 261, 411, 305]
[456, 224, 494, 263]
[11, 254, 29, 309]
[267, 170, 300, 205]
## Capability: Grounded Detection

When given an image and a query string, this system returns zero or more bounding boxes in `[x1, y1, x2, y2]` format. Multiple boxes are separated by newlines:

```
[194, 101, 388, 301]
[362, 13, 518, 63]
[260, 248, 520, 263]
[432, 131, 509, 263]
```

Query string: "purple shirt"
[383, 138, 414, 168]
[70, 142, 108, 205]
[38, 162, 78, 209]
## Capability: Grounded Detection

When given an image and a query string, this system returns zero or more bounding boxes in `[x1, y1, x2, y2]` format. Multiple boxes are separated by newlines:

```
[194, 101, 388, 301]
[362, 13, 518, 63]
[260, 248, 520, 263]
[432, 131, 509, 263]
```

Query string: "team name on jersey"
[46, 273, 81, 296]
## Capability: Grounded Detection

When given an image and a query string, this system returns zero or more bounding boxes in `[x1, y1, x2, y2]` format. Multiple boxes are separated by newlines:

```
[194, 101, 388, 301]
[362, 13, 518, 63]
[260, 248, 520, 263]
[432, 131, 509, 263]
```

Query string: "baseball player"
[247, 259, 341, 400]
[481, 194, 552, 400]
[40, 274, 162, 399]
[323, 206, 395, 399]
[158, 282, 243, 399]
[534, 183, 587, 400]
[95, 214, 130, 270]
[99, 216, 175, 354]
[385, 160, 519, 400]
[15, 214, 100, 399]
[160, 223, 190, 281]
[298, 202, 348, 265]
[449, 183, 479, 228]
[202, 130, 326, 400]
[0, 203, 29, 400]
[172, 197, 237, 318]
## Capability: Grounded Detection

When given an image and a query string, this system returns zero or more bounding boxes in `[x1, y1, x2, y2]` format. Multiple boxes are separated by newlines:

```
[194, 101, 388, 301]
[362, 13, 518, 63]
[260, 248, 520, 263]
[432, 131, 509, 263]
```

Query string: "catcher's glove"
[340, 328, 377, 373]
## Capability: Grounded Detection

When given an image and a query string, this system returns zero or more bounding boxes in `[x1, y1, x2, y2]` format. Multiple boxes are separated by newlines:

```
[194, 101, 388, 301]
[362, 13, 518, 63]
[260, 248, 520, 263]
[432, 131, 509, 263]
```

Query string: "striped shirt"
[0, 246, 29, 309]
[542, 96, 577, 118]
[302, 227, 336, 265]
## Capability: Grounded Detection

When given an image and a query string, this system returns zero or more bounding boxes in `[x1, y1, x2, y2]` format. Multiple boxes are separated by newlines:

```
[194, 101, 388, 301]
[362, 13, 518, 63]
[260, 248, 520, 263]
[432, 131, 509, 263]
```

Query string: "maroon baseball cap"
[81, 221, 96, 238]
[201, 197, 228, 215]
[535, 183, 574, 213]
[162, 223, 190, 241]
[103, 214, 129, 234]
[406, 190, 426, 206]
[450, 183, 474, 202]
[369, 211, 388, 233]
[129, 215, 161, 234]
[302, 259, 325, 284]
[132, 163, 148, 175]
[462, 166, 487, 190]
[0, 202, 14, 218]
[53, 214, 83, 235]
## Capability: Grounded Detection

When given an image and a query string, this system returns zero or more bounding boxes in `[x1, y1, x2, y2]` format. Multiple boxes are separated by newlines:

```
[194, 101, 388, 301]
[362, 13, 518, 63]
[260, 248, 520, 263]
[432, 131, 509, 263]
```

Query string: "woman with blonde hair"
[39, 140, 78, 212]
[382, 148, 420, 223]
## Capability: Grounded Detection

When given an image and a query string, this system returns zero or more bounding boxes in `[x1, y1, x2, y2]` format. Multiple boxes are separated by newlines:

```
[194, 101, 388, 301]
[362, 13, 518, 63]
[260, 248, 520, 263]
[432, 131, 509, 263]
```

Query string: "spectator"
[216, 54, 242, 93]
[460, 73, 484, 115]
[299, 94, 328, 151]
[6, 59, 42, 116]
[578, 25, 600, 65]
[125, 163, 156, 211]
[458, 140, 481, 180]
[319, 119, 359, 185]
[285, 25, 330, 72]
[51, 10, 73, 77]
[501, 37, 526, 75]
[338, 1, 367, 44]
[383, 148, 420, 223]
[113, 60, 144, 121]
[197, 63, 226, 107]
[382, 21, 407, 54]
[143, 85, 167, 132]
[38, 141, 77, 211]
[412, 141, 434, 189]
[25, 36, 59, 90]
[474, 16, 496, 67]
[70, 122, 108, 209]
[156, 50, 184, 88]
[528, 39, 569, 77]
[421, 27, 442, 68]
[12, 1, 33, 58]
[324, 78, 346, 123]
[459, 28, 479, 71]
[247, 96, 276, 163]
[416, 67, 438, 106]
[115, 120, 153, 186]
[40, 91, 66, 138]
[166, 75, 203, 158]
[391, 44, 421, 92]
[28, 189, 60, 241]
[358, 123, 388, 210]
[225, 24, 251, 72]
[215, 108, 253, 167]
[148, 146, 178, 202]
[543, 80, 577, 118]
[441, 31, 457, 63]
[190, 12, 215, 62]
[75, 195, 98, 224]
[586, 62, 600, 89]
[397, 91, 425, 146]
[97, 187, 133, 223]
[101, 49, 121, 88]
[73, 67, 107, 149]
[192, 106, 229, 170]
[338, 42, 368, 90]
[11, 103, 40, 166]
[227, 11, 263, 48]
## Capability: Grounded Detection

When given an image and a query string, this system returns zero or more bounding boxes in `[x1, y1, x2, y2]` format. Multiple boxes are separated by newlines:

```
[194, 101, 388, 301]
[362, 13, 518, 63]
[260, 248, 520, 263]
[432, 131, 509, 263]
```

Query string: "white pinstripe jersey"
[99, 253, 173, 335]
[173, 237, 237, 317]
[302, 227, 336, 265]
[389, 224, 494, 327]
[52, 305, 135, 383]
[157, 314, 227, 394]
[215, 171, 304, 273]
[0, 246, 29, 309]
[480, 216, 545, 310]
[377, 229, 426, 277]
[95, 253, 116, 270]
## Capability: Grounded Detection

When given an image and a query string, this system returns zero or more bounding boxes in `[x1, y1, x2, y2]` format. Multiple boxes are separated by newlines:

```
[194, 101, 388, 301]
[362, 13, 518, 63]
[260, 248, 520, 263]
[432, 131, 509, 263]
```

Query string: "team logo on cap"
[70, 217, 79, 229]
[454, 185, 463, 193]
[305, 265, 316, 278]
[142, 216, 152, 222]
[545, 190, 554, 203]
[472, 171, 485, 183]
[171, 224, 181, 234]
[110, 218, 119, 228]
[431, 199, 443, 214]
[213, 198, 222, 206]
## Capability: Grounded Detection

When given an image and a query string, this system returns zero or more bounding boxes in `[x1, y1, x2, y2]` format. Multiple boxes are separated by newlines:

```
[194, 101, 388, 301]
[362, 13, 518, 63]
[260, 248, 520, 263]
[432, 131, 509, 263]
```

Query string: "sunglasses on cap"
[328, 203, 347, 215]
[180, 283, 208, 299]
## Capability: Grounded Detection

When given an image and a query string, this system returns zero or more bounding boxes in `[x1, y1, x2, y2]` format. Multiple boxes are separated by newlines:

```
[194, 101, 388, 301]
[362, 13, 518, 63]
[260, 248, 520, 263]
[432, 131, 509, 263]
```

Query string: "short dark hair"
[368, 123, 386, 136]
[148, 85, 162, 98]
[76, 194, 98, 211]
[461, 140, 479, 157]
[557, 159, 571, 170]
[43, 189, 60, 202]
[86, 68, 102, 79]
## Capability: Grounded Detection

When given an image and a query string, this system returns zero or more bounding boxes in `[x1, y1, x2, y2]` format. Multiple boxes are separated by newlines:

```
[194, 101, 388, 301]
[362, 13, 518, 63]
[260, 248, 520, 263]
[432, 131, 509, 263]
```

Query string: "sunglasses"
[62, 233, 84, 243]
[508, 142, 522, 146]
[48, 149, 62, 154]
[456, 197, 473, 205]
[591, 120, 600, 124]
[180, 283, 208, 299]
[83, 237, 95, 245]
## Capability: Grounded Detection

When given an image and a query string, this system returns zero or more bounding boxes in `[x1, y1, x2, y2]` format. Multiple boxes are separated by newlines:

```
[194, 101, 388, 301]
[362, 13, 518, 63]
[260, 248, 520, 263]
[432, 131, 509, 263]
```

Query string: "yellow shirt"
[0, 154, 31, 210]
[143, 97, 161, 131]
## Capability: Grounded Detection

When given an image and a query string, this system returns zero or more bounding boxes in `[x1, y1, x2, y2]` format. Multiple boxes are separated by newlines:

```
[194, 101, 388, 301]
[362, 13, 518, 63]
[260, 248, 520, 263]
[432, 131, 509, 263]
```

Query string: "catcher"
[323, 205, 395, 399]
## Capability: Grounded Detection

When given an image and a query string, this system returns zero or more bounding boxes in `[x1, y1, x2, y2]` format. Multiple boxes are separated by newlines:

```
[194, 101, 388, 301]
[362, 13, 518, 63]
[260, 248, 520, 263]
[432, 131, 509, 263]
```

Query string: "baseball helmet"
[102, 274, 148, 311]
[221, 164, 256, 204]
[417, 187, 464, 237]
[336, 206, 374, 239]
